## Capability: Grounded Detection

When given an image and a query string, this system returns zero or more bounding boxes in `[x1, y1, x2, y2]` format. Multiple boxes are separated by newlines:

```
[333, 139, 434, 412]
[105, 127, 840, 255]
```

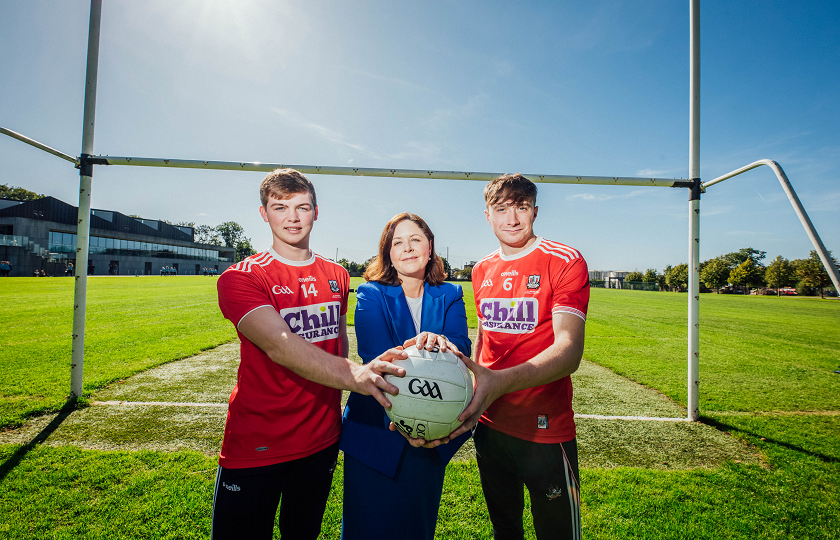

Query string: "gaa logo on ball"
[384, 345, 474, 441]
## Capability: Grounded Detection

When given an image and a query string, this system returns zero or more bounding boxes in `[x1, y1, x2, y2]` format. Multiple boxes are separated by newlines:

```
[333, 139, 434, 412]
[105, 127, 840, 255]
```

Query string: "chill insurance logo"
[279, 302, 342, 343]
[479, 298, 539, 334]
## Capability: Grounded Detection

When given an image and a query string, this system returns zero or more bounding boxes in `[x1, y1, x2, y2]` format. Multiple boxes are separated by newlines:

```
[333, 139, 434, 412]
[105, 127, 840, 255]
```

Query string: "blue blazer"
[339, 280, 472, 478]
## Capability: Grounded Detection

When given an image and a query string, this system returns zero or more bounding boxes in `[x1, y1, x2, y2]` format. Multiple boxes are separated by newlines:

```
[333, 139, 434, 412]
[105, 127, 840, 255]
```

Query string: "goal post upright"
[71, 0, 103, 399]
[687, 0, 701, 422]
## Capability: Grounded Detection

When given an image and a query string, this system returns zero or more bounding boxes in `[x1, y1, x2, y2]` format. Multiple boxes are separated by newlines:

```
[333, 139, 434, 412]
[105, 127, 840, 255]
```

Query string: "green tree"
[794, 250, 838, 299]
[729, 259, 765, 294]
[216, 222, 253, 262]
[661, 265, 672, 291]
[665, 263, 689, 291]
[0, 184, 45, 201]
[625, 271, 644, 282]
[459, 266, 472, 281]
[193, 224, 221, 245]
[441, 257, 452, 277]
[700, 257, 730, 293]
[642, 269, 658, 283]
[235, 239, 256, 262]
[764, 256, 796, 296]
[722, 247, 766, 268]
[337, 257, 369, 277]
[216, 222, 247, 247]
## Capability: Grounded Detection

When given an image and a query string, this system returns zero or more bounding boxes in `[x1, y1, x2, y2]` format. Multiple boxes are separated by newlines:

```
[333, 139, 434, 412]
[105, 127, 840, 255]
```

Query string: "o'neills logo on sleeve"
[479, 298, 539, 334]
[279, 302, 341, 343]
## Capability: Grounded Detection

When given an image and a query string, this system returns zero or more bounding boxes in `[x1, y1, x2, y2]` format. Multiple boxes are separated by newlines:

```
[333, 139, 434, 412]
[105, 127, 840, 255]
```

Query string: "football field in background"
[0, 277, 838, 538]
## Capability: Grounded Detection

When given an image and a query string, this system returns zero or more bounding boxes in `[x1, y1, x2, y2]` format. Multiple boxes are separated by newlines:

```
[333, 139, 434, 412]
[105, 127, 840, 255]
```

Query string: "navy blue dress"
[340, 281, 472, 540]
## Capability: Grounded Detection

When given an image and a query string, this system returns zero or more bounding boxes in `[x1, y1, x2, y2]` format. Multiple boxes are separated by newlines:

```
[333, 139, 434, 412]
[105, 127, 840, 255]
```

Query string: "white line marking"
[90, 401, 688, 422]
[574, 414, 690, 422]
[92, 400, 227, 408]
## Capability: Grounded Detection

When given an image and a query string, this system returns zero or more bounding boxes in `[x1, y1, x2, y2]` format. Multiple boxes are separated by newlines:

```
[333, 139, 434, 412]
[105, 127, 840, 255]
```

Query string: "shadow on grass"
[701, 415, 839, 464]
[0, 398, 79, 483]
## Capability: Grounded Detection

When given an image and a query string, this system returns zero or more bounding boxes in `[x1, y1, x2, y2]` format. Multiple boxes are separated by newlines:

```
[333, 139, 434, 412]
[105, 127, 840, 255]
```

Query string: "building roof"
[0, 196, 202, 245]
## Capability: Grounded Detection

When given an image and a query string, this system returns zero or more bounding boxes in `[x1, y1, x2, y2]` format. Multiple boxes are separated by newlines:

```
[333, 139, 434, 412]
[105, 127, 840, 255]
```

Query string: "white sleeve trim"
[236, 304, 274, 331]
[552, 306, 586, 322]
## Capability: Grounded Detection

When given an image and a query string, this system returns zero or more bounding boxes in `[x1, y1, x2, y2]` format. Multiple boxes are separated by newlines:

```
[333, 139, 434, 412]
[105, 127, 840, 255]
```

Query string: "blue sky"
[1, 1, 838, 272]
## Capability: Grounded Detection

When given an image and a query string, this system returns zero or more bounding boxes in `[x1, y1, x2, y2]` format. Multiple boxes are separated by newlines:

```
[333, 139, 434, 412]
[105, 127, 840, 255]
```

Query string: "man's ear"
[484, 208, 490, 223]
[259, 205, 269, 223]
[533, 205, 538, 221]
[314, 205, 319, 222]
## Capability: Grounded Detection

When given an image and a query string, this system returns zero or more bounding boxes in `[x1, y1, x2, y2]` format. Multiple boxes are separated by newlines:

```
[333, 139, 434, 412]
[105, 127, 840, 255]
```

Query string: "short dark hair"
[484, 173, 537, 208]
[260, 168, 317, 208]
[363, 212, 447, 286]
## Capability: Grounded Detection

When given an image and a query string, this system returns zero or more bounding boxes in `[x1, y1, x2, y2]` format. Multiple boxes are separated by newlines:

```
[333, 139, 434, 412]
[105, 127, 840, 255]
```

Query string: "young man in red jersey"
[213, 168, 407, 540]
[451, 173, 589, 540]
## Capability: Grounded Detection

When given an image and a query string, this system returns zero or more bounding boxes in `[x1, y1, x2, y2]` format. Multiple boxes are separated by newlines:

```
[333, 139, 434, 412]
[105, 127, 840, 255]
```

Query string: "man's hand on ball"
[352, 348, 407, 409]
[402, 332, 459, 354]
[447, 352, 507, 439]
[388, 422, 449, 448]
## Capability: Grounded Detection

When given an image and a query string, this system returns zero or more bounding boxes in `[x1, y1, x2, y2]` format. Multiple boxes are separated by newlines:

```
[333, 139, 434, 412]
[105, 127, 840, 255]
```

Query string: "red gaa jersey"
[472, 237, 589, 444]
[217, 247, 349, 468]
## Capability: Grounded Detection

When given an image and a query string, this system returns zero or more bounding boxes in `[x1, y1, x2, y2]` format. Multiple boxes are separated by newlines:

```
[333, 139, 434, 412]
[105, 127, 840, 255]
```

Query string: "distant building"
[589, 270, 630, 288]
[0, 196, 234, 277]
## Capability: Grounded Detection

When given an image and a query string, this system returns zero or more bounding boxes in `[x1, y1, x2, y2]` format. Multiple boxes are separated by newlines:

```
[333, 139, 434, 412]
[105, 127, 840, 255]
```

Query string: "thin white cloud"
[272, 108, 386, 160]
[565, 189, 646, 202]
[271, 108, 443, 164]
[636, 167, 686, 178]
[701, 205, 735, 217]
[421, 92, 489, 130]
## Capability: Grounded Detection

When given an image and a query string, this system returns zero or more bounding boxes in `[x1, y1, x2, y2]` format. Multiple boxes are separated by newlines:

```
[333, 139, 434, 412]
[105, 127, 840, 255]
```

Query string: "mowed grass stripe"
[3, 278, 838, 427]
[583, 289, 840, 412]
[0, 277, 235, 428]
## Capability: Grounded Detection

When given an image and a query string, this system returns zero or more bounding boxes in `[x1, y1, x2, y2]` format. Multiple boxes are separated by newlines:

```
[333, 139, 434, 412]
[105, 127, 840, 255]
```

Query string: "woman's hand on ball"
[389, 422, 449, 448]
[402, 332, 459, 354]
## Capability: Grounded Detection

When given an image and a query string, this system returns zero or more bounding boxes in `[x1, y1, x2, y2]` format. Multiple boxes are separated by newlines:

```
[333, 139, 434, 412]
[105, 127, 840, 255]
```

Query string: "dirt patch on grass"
[0, 331, 760, 468]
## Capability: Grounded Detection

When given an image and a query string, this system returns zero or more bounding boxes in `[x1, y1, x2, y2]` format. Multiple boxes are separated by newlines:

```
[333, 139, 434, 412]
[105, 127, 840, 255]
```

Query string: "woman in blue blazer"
[340, 212, 472, 540]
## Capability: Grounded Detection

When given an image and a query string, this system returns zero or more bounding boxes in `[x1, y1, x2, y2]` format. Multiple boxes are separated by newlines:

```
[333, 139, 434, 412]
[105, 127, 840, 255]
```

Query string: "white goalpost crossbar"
[2, 0, 838, 423]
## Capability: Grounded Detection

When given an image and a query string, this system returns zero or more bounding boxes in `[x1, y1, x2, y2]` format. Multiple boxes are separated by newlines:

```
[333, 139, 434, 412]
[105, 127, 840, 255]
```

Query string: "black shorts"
[474, 423, 581, 540]
[211, 442, 339, 540]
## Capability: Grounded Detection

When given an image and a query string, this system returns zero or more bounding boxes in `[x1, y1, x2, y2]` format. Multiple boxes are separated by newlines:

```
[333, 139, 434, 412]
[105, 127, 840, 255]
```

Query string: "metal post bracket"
[76, 153, 110, 177]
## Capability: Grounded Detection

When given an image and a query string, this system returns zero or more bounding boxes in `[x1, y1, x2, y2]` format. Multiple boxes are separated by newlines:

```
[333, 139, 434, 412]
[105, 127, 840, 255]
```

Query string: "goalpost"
[2, 0, 839, 423]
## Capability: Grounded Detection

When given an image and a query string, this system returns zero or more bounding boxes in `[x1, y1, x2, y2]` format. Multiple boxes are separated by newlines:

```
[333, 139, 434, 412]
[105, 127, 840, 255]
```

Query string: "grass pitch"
[0, 277, 235, 428]
[1, 278, 839, 538]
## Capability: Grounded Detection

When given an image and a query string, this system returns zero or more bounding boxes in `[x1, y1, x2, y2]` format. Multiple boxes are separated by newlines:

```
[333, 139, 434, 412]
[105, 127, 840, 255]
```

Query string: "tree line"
[175, 221, 256, 263]
[627, 247, 838, 298]
[1, 184, 45, 201]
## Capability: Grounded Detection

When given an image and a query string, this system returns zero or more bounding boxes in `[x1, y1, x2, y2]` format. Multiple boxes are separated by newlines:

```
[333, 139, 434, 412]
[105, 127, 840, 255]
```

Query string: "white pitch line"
[90, 401, 688, 422]
[92, 400, 228, 408]
[575, 414, 689, 422]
